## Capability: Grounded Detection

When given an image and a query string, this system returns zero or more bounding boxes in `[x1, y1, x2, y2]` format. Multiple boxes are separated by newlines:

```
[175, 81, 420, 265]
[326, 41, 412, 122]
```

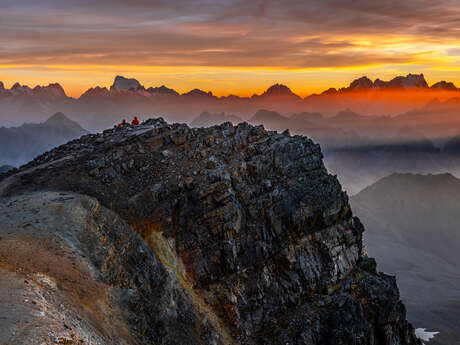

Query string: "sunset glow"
[1, 1, 460, 97]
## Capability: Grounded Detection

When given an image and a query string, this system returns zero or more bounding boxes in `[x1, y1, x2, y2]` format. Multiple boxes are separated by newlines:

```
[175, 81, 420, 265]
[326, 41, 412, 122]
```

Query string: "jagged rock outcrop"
[0, 118, 421, 344]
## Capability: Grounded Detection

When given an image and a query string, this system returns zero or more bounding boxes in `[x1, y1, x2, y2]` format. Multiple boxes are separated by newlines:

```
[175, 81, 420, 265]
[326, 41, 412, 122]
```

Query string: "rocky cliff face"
[0, 118, 421, 344]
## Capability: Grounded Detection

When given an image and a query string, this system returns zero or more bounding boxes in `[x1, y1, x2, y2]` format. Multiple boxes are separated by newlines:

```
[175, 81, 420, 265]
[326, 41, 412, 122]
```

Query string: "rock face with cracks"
[0, 118, 421, 344]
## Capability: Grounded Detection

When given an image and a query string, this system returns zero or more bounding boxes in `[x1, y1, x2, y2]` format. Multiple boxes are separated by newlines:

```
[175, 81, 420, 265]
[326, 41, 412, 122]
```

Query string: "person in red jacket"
[131, 116, 139, 125]
[118, 119, 127, 126]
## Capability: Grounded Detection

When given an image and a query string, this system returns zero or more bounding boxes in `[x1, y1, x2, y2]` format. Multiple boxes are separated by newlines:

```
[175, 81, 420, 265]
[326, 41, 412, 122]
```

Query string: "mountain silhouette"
[1, 73, 460, 130]
[0, 112, 88, 167]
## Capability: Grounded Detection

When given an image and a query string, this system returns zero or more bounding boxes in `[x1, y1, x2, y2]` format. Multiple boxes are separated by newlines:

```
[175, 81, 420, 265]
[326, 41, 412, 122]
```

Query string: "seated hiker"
[118, 119, 127, 126]
[131, 116, 139, 125]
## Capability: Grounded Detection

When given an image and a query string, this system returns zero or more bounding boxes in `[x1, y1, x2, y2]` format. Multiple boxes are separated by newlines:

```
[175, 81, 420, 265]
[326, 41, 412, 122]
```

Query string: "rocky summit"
[0, 118, 420, 344]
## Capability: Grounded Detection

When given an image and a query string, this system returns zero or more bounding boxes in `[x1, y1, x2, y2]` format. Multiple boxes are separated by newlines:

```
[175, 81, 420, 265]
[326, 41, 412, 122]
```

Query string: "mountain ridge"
[0, 112, 88, 167]
[1, 73, 458, 100]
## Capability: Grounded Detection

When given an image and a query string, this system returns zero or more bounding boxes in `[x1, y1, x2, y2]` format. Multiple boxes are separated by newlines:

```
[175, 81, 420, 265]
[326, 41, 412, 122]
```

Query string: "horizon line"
[0, 72, 458, 99]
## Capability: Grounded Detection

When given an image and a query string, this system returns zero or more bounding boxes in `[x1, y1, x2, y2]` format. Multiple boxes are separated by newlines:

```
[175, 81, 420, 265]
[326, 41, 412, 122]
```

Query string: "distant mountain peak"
[43, 112, 87, 132]
[11, 82, 29, 90]
[431, 80, 457, 90]
[111, 75, 144, 91]
[0, 81, 67, 98]
[254, 83, 301, 101]
[388, 73, 428, 88]
[344, 73, 430, 92]
[0, 113, 88, 167]
[321, 87, 338, 95]
[349, 76, 374, 90]
[10, 82, 33, 94]
[33, 83, 67, 98]
[263, 83, 298, 96]
[183, 88, 213, 97]
[79, 86, 110, 98]
[147, 85, 179, 96]
[360, 172, 460, 196]
[249, 109, 288, 127]
[266, 83, 292, 93]
[44, 112, 70, 124]
[333, 108, 362, 119]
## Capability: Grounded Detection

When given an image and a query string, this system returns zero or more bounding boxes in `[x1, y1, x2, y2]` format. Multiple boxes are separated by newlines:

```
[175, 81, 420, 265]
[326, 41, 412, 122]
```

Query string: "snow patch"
[415, 328, 439, 342]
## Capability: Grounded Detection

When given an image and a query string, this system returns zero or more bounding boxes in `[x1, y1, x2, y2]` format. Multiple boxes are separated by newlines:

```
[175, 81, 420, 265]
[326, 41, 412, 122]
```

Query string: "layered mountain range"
[4, 100, 460, 196]
[0, 81, 67, 98]
[5, 102, 460, 195]
[2, 74, 455, 100]
[0, 112, 88, 167]
[0, 118, 421, 344]
[1, 74, 460, 130]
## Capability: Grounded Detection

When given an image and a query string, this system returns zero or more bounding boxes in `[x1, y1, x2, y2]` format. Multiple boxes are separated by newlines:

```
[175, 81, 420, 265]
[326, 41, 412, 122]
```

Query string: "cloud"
[1, 0, 460, 97]
[0, 1, 457, 70]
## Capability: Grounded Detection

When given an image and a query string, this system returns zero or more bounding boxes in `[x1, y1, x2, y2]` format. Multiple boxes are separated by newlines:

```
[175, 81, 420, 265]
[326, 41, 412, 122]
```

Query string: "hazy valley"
[351, 173, 460, 345]
[0, 112, 88, 167]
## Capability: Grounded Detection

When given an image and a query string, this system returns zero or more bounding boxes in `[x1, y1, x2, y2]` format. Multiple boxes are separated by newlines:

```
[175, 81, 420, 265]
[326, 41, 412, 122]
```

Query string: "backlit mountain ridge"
[1, 73, 458, 101]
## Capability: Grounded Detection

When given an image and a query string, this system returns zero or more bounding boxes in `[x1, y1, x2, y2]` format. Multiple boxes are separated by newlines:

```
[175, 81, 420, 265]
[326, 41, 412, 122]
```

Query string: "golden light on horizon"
[2, 63, 460, 99]
[1, 1, 460, 98]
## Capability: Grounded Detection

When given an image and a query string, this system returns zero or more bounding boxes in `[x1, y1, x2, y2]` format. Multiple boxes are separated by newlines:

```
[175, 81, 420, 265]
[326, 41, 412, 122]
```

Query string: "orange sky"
[1, 1, 460, 97]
